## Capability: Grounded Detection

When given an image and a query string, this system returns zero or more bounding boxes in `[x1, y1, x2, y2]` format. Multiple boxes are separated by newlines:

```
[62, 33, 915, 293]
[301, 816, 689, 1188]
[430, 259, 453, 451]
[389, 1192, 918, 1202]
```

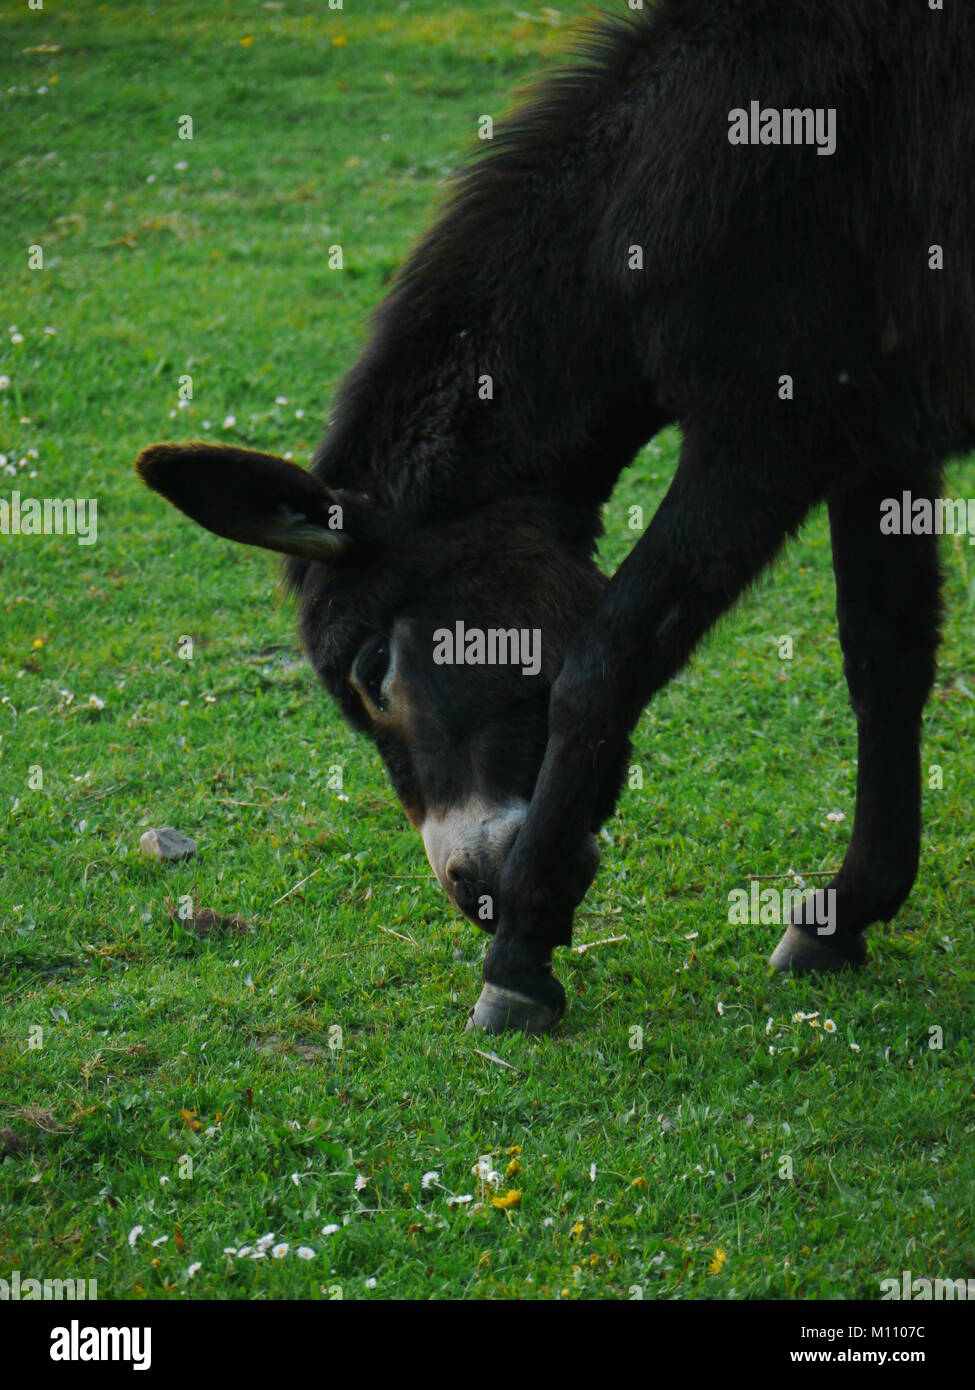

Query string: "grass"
[1, 0, 973, 1301]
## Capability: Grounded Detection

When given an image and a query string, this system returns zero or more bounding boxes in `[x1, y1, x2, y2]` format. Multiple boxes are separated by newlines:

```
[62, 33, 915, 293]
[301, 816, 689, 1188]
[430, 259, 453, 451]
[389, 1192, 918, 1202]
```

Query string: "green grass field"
[1, 0, 973, 1300]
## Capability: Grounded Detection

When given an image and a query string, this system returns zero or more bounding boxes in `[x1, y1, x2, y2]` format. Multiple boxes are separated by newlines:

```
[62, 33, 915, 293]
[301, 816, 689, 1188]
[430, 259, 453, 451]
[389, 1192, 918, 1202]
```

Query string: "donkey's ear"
[135, 441, 363, 561]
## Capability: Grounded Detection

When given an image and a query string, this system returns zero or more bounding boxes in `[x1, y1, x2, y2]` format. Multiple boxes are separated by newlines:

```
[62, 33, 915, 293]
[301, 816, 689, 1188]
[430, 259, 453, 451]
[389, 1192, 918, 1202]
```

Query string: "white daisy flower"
[823, 1018, 836, 1034]
[127, 1225, 144, 1248]
[256, 1233, 275, 1252]
[271, 1243, 289, 1259]
[222, 415, 236, 429]
[187, 1262, 201, 1277]
[421, 1170, 439, 1189]
[321, 1224, 339, 1236]
[354, 1174, 369, 1191]
[296, 1247, 316, 1260]
[151, 1236, 168, 1247]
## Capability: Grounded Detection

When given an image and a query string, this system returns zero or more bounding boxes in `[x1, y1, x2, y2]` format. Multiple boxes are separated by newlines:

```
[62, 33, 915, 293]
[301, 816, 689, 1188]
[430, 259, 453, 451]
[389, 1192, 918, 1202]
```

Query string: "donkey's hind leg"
[771, 475, 942, 973]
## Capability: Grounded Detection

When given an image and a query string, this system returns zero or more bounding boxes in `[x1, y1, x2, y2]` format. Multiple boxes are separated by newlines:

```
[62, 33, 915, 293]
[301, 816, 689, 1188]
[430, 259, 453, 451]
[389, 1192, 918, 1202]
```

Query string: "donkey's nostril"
[444, 851, 472, 890]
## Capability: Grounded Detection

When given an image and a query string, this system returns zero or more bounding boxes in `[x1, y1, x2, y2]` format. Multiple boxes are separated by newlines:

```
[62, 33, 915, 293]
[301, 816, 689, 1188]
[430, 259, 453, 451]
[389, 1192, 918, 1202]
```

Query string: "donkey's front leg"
[469, 432, 822, 1033]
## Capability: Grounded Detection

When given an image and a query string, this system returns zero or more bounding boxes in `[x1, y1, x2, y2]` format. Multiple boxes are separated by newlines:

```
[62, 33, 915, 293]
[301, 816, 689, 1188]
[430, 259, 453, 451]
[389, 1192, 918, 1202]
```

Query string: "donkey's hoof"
[770, 924, 866, 975]
[465, 981, 564, 1036]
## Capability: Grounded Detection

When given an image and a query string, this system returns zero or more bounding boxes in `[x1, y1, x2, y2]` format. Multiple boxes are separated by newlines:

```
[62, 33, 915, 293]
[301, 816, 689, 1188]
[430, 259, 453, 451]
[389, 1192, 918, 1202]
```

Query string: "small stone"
[140, 827, 197, 861]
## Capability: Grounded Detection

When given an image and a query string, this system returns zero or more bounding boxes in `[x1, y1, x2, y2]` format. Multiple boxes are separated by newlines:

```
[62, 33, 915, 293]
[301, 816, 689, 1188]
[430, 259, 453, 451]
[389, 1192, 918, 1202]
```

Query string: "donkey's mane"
[286, 4, 691, 596]
[376, 5, 666, 321]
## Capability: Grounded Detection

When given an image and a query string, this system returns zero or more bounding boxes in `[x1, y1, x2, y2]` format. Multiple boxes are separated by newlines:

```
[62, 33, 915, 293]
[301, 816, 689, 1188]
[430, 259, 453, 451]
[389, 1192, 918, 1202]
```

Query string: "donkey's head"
[136, 442, 606, 929]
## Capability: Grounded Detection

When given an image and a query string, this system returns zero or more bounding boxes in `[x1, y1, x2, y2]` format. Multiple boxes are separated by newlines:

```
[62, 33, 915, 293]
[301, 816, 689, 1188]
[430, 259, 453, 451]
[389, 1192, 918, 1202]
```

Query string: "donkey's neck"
[313, 15, 661, 530]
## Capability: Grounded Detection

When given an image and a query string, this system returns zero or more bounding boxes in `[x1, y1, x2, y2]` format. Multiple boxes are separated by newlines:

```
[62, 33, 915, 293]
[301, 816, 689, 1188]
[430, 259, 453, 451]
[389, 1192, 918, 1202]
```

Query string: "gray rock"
[140, 827, 197, 862]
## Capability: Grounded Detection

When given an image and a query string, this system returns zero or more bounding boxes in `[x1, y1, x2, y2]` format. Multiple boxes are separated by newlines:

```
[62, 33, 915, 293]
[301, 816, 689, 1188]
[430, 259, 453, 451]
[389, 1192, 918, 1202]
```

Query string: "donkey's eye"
[355, 639, 390, 704]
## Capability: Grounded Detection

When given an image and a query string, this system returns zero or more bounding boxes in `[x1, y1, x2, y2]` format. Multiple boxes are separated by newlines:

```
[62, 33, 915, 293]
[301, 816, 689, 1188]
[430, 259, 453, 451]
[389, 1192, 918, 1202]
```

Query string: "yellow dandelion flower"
[491, 1189, 521, 1211]
[630, 1175, 648, 1189]
[506, 1144, 521, 1156]
[239, 36, 253, 47]
[332, 35, 347, 47]
[570, 1221, 585, 1238]
[506, 1158, 521, 1177]
[32, 638, 44, 650]
[707, 1247, 726, 1275]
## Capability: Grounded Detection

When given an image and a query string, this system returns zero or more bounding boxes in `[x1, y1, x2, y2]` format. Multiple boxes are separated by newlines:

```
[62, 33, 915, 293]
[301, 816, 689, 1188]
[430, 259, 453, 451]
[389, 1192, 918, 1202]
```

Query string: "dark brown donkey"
[137, 0, 975, 1033]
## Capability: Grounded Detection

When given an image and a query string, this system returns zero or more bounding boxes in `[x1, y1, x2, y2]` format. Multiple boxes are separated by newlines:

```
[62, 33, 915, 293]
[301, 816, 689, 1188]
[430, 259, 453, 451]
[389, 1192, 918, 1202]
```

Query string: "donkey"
[137, 0, 975, 1034]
